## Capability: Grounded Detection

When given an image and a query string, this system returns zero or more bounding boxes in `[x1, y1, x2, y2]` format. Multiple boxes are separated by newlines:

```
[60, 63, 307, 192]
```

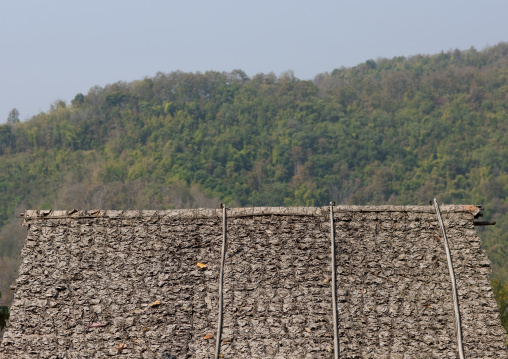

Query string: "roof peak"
[21, 204, 481, 221]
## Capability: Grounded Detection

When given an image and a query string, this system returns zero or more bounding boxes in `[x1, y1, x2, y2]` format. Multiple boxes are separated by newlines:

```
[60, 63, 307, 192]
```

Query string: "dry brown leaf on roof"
[203, 333, 213, 340]
[88, 322, 104, 328]
[196, 262, 207, 269]
[148, 300, 161, 307]
[117, 343, 126, 353]
[463, 204, 480, 214]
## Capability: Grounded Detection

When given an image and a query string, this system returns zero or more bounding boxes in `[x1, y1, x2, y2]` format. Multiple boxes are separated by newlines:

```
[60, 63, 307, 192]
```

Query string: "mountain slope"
[1, 42, 508, 329]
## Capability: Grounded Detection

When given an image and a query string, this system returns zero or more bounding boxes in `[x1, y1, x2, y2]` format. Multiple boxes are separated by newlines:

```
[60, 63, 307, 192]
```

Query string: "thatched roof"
[0, 205, 506, 358]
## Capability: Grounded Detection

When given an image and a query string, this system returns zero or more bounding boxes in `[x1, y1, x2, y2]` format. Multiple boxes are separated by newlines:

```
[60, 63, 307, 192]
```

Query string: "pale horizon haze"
[1, 0, 507, 122]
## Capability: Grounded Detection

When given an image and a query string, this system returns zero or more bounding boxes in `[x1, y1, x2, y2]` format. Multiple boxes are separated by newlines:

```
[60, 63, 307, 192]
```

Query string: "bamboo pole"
[433, 198, 464, 359]
[330, 202, 340, 359]
[215, 204, 227, 359]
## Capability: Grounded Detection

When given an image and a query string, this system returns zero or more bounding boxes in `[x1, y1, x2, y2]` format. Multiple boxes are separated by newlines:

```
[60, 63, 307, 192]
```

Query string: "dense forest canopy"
[1, 42, 508, 330]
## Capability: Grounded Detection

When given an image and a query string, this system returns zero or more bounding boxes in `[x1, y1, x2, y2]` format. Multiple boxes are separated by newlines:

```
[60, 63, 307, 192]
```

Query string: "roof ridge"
[21, 205, 481, 221]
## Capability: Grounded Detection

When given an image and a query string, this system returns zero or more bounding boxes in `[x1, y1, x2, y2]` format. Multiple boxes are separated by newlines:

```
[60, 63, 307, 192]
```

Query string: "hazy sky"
[1, 0, 507, 122]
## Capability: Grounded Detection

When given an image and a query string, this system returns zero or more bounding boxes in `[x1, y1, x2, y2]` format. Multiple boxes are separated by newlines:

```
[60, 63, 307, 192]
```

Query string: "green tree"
[71, 93, 85, 106]
[492, 278, 508, 330]
[0, 291, 9, 331]
[6, 108, 19, 125]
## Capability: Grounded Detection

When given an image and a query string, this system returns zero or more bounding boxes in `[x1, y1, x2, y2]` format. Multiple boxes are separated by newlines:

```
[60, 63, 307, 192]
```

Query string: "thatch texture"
[0, 206, 506, 358]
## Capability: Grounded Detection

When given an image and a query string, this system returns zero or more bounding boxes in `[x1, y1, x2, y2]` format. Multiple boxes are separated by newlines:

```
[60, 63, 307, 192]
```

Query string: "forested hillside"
[1, 43, 508, 329]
